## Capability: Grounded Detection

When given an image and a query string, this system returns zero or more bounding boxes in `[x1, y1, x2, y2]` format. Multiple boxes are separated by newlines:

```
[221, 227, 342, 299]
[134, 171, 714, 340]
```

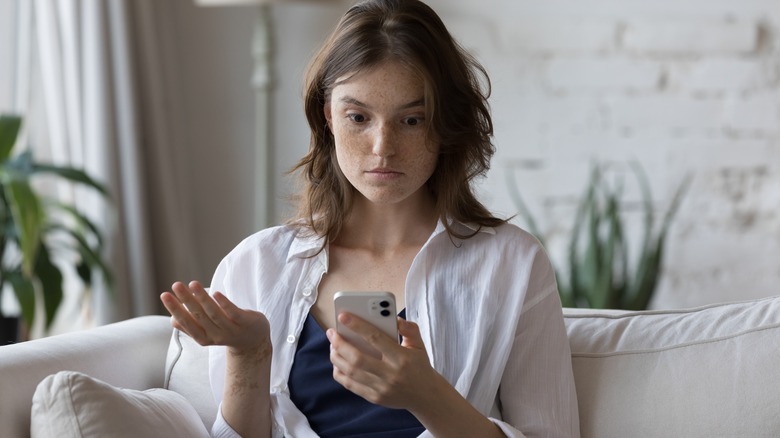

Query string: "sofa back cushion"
[164, 329, 215, 430]
[563, 295, 780, 437]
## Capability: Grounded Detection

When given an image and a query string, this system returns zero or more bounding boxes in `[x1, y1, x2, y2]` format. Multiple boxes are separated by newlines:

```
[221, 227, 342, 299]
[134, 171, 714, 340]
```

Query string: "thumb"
[398, 319, 427, 351]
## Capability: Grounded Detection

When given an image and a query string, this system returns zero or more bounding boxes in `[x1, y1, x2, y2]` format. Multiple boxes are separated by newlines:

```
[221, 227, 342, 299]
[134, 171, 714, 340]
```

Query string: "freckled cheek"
[334, 127, 370, 155]
[416, 142, 439, 167]
[420, 156, 439, 178]
[334, 139, 365, 179]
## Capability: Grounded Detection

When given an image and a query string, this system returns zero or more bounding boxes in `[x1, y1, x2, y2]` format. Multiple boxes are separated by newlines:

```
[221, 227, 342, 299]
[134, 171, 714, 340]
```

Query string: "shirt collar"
[286, 217, 496, 262]
[434, 217, 497, 237]
[287, 229, 327, 262]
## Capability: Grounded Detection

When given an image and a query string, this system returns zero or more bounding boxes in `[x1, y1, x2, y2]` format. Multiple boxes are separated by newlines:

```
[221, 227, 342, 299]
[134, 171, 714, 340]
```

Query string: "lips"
[366, 167, 402, 175]
[365, 167, 403, 180]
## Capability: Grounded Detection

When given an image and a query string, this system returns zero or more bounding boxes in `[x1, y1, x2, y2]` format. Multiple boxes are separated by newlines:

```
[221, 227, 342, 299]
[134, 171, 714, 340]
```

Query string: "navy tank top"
[288, 310, 425, 437]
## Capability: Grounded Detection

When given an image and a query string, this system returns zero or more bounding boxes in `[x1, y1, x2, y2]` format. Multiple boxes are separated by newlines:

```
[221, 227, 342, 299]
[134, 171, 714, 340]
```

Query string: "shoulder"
[431, 221, 551, 280]
[221, 224, 318, 267]
[493, 222, 553, 270]
[455, 221, 544, 258]
[210, 224, 321, 301]
[459, 222, 555, 286]
[491, 222, 541, 245]
[228, 224, 296, 255]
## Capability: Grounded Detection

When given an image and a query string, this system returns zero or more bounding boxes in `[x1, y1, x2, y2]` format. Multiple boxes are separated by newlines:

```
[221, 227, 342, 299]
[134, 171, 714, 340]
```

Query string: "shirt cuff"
[210, 402, 285, 438]
[210, 404, 241, 438]
[488, 417, 528, 438]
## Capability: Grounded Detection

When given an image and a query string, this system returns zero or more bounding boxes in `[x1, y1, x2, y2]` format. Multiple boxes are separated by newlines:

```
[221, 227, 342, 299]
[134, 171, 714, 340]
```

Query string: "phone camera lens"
[380, 309, 391, 317]
[380, 300, 390, 308]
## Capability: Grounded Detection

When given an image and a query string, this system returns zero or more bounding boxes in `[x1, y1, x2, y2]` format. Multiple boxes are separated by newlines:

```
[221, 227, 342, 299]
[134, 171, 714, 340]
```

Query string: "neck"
[336, 194, 439, 252]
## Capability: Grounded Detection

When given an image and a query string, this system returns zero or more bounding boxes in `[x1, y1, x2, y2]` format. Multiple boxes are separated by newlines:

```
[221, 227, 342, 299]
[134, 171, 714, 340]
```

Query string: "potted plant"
[0, 114, 112, 343]
[509, 163, 690, 310]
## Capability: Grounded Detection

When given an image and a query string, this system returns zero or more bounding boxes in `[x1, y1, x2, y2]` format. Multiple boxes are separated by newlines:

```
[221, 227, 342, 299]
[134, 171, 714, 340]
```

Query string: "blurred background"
[0, 0, 778, 337]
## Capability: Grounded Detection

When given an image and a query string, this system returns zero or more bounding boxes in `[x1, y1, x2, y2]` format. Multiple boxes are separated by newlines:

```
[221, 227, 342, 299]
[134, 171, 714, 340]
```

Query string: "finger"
[329, 344, 403, 407]
[171, 282, 214, 325]
[160, 291, 206, 339]
[212, 291, 245, 322]
[160, 291, 179, 320]
[188, 281, 226, 327]
[337, 312, 399, 351]
[331, 364, 383, 404]
[328, 331, 384, 387]
[160, 290, 191, 321]
[169, 282, 225, 340]
[327, 328, 385, 375]
[398, 319, 427, 351]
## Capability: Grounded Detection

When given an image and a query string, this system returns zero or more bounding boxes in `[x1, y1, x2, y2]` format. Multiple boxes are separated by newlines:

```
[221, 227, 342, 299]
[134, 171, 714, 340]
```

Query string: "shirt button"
[286, 335, 296, 343]
[271, 386, 280, 394]
[302, 288, 312, 297]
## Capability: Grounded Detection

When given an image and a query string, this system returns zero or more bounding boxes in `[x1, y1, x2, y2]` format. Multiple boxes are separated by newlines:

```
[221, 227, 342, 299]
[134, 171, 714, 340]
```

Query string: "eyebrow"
[338, 96, 425, 111]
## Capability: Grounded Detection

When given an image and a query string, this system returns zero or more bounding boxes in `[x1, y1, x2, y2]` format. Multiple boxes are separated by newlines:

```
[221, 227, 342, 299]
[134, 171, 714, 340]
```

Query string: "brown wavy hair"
[290, 0, 507, 242]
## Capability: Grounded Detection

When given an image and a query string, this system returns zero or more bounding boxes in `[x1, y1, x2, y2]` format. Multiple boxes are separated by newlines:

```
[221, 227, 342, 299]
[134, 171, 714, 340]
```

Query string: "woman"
[161, 0, 580, 437]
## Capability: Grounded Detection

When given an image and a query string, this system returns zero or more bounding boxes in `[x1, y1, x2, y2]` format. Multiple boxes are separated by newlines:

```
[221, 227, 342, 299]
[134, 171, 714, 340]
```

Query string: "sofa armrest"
[0, 315, 172, 438]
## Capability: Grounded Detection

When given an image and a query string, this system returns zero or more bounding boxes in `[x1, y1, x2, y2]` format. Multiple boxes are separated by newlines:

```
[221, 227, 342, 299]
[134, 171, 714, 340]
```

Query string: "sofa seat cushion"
[31, 371, 209, 438]
[563, 295, 780, 437]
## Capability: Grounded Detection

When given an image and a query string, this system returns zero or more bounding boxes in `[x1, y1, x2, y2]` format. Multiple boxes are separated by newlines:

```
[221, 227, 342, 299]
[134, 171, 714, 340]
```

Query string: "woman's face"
[325, 60, 439, 209]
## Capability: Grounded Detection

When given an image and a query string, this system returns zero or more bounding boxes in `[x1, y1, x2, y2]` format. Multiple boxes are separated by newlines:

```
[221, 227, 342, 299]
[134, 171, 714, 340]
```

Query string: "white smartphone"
[333, 291, 399, 358]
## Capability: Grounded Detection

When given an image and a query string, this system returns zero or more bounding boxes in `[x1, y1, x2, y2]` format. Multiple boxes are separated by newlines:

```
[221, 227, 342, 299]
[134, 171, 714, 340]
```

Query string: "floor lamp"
[194, 0, 333, 229]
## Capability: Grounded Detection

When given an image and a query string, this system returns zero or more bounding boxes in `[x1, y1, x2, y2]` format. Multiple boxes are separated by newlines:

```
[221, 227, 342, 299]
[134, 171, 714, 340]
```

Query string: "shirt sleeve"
[211, 404, 241, 438]
[211, 403, 286, 438]
[208, 257, 231, 418]
[496, 248, 581, 437]
[207, 238, 286, 438]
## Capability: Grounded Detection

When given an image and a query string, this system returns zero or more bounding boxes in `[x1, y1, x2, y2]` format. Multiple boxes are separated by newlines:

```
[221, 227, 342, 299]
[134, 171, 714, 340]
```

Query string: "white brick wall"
[669, 58, 773, 93]
[545, 57, 662, 93]
[621, 18, 759, 54]
[428, 0, 780, 309]
[502, 18, 617, 53]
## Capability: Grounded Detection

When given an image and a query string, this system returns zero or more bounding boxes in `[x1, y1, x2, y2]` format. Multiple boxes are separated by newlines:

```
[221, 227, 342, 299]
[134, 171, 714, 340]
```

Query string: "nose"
[371, 122, 396, 157]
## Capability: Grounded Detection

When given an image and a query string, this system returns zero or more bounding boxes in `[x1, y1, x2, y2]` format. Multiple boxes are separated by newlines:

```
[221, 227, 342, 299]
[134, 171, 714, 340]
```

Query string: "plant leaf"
[567, 166, 600, 307]
[35, 243, 64, 329]
[76, 259, 92, 284]
[50, 202, 105, 247]
[4, 180, 44, 277]
[4, 150, 34, 176]
[0, 115, 22, 162]
[32, 164, 110, 198]
[54, 225, 114, 291]
[6, 270, 35, 329]
[627, 241, 662, 310]
[626, 162, 654, 299]
[581, 168, 605, 307]
[602, 192, 625, 308]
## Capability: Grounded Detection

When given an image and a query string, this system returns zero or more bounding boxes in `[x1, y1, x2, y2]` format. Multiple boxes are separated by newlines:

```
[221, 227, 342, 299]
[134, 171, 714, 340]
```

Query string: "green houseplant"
[0, 114, 112, 340]
[509, 163, 690, 310]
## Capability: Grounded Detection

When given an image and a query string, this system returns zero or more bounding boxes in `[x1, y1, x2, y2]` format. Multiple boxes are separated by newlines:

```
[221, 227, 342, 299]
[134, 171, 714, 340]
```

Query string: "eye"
[403, 117, 424, 126]
[347, 113, 366, 123]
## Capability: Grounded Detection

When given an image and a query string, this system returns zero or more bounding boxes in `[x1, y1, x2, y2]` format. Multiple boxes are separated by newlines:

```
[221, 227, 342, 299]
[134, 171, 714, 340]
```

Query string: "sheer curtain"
[19, 0, 199, 333]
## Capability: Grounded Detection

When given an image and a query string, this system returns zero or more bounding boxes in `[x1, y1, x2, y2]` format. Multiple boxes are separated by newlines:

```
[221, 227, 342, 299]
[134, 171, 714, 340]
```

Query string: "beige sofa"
[2, 295, 780, 437]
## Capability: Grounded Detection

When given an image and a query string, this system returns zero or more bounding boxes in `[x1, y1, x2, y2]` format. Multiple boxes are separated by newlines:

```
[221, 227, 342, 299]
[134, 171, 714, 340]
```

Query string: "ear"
[324, 101, 333, 130]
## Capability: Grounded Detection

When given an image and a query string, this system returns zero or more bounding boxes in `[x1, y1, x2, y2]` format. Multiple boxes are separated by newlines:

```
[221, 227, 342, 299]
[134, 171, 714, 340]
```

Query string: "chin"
[358, 190, 409, 206]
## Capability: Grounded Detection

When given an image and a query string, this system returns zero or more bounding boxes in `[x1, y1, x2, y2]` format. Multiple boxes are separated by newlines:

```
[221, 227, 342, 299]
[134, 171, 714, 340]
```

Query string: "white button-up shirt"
[210, 220, 579, 437]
